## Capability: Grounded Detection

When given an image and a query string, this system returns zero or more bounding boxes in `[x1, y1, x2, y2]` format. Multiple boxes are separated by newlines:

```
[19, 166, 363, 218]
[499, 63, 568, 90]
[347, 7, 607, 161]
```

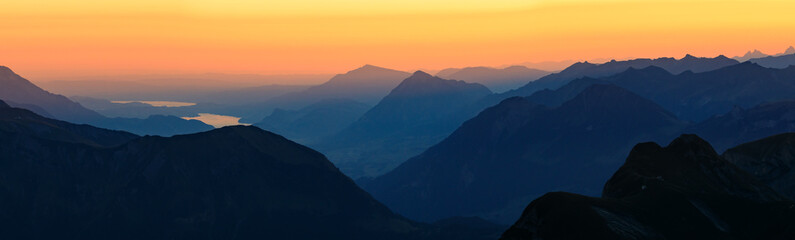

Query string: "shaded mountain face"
[268, 65, 411, 107]
[0, 66, 214, 136]
[526, 63, 795, 122]
[0, 99, 137, 147]
[435, 66, 550, 93]
[501, 135, 795, 240]
[604, 63, 795, 121]
[362, 84, 686, 224]
[0, 108, 501, 240]
[723, 133, 795, 200]
[750, 53, 795, 69]
[0, 66, 104, 122]
[254, 98, 371, 144]
[691, 101, 795, 152]
[318, 71, 492, 178]
[498, 55, 738, 99]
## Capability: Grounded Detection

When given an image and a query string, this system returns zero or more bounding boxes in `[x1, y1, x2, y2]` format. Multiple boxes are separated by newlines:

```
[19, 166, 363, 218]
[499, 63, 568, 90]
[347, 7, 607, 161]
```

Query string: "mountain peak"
[665, 134, 718, 156]
[0, 99, 9, 108]
[682, 54, 697, 60]
[785, 46, 795, 55]
[409, 70, 433, 79]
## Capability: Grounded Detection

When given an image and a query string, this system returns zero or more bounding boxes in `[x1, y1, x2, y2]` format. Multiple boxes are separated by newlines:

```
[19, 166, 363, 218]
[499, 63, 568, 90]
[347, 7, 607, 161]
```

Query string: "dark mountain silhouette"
[318, 71, 492, 178]
[254, 98, 371, 144]
[496, 55, 738, 99]
[0, 107, 502, 240]
[268, 65, 411, 107]
[750, 53, 795, 69]
[604, 63, 795, 121]
[0, 66, 213, 136]
[362, 84, 686, 224]
[0, 99, 137, 147]
[435, 66, 550, 92]
[723, 133, 795, 200]
[500, 135, 795, 240]
[523, 63, 795, 122]
[734, 49, 770, 62]
[691, 101, 795, 152]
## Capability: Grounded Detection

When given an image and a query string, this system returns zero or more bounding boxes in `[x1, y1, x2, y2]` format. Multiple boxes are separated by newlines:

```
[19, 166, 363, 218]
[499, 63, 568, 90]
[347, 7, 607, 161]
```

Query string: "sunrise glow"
[3, 0, 795, 81]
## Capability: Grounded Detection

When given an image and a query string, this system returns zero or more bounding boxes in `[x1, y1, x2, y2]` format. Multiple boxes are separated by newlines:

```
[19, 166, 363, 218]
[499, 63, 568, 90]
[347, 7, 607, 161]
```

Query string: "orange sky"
[2, 0, 795, 82]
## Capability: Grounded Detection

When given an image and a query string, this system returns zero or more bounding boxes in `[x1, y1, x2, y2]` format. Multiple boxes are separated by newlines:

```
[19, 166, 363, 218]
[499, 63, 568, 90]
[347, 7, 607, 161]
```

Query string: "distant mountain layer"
[733, 46, 795, 62]
[435, 66, 550, 93]
[691, 101, 795, 152]
[498, 54, 739, 99]
[318, 71, 492, 178]
[0, 66, 214, 136]
[254, 98, 371, 144]
[522, 62, 795, 122]
[362, 84, 686, 224]
[500, 135, 795, 240]
[750, 53, 795, 69]
[0, 104, 502, 240]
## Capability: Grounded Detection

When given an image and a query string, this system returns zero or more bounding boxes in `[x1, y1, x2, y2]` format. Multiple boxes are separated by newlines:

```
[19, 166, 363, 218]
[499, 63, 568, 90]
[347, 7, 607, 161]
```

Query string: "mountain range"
[0, 100, 504, 240]
[495, 55, 739, 100]
[362, 65, 795, 224]
[749, 52, 795, 69]
[500, 134, 795, 240]
[0, 66, 214, 136]
[733, 46, 795, 62]
[362, 84, 687, 224]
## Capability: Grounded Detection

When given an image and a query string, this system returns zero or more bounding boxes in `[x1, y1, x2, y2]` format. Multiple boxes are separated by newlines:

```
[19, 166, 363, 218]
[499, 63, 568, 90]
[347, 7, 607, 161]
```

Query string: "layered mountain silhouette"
[723, 133, 795, 200]
[268, 65, 411, 107]
[500, 135, 795, 240]
[521, 62, 795, 122]
[750, 52, 795, 69]
[254, 98, 371, 144]
[362, 84, 686, 224]
[435, 66, 550, 92]
[318, 71, 492, 178]
[691, 101, 795, 152]
[496, 55, 739, 99]
[0, 66, 213, 136]
[0, 103, 502, 240]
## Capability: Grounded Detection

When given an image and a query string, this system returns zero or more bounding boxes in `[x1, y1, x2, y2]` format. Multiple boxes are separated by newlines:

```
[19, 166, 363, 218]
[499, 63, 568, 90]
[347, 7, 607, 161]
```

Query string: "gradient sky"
[2, 0, 795, 82]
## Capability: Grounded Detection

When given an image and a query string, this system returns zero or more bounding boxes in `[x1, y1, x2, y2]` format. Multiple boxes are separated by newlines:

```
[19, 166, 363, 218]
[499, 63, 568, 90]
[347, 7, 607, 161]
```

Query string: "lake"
[183, 113, 251, 128]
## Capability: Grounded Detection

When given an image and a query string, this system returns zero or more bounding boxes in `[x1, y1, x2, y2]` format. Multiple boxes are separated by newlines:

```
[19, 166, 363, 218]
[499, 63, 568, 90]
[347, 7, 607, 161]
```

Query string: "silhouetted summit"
[268, 64, 411, 106]
[500, 135, 795, 240]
